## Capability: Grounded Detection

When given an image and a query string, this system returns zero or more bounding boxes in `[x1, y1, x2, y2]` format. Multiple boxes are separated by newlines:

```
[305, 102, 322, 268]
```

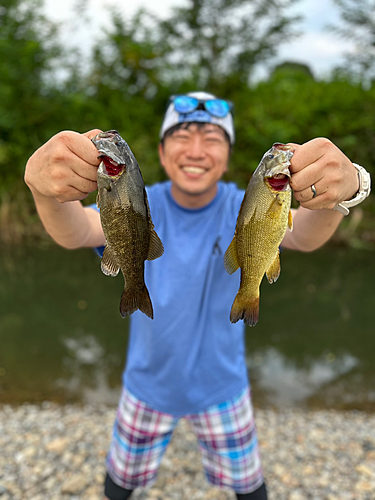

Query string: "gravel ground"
[0, 404, 374, 500]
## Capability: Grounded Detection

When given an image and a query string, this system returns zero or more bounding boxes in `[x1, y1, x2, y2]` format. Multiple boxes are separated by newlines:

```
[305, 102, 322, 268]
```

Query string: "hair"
[160, 122, 231, 151]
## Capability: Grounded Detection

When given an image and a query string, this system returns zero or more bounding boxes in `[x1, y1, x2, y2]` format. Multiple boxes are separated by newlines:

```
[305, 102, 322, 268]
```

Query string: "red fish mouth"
[267, 174, 290, 192]
[100, 156, 125, 176]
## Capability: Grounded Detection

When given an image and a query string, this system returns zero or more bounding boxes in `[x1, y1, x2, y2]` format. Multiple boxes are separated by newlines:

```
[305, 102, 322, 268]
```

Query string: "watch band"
[333, 163, 371, 216]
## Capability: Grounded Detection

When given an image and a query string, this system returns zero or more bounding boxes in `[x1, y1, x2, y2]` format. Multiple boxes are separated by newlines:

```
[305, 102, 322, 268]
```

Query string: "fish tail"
[230, 290, 259, 327]
[120, 285, 153, 319]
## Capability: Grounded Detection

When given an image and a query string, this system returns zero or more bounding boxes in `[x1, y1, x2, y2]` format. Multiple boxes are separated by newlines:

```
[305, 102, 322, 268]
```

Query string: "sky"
[43, 0, 353, 80]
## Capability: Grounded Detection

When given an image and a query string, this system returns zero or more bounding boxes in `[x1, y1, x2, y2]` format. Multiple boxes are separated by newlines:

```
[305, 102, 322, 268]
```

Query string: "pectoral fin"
[96, 192, 100, 209]
[101, 245, 120, 277]
[266, 195, 283, 216]
[288, 209, 293, 231]
[266, 251, 280, 284]
[224, 236, 240, 275]
[147, 229, 164, 261]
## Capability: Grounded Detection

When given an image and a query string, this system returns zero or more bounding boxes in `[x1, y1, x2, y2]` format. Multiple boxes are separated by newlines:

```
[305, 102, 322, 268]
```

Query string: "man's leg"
[104, 472, 133, 499]
[187, 387, 266, 498]
[104, 387, 178, 499]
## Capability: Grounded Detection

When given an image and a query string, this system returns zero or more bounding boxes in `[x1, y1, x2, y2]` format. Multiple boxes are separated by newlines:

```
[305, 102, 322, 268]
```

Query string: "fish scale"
[92, 130, 164, 319]
[224, 143, 294, 326]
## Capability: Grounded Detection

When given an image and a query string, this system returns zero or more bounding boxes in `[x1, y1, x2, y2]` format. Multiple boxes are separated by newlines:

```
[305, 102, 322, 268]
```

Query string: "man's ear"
[158, 143, 165, 169]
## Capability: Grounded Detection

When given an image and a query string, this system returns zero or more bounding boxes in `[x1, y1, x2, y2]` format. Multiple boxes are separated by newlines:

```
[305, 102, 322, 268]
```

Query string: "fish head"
[92, 130, 137, 182]
[261, 143, 294, 193]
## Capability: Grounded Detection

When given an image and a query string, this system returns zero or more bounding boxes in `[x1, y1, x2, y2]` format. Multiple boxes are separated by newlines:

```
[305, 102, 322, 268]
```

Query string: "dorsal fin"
[147, 229, 164, 261]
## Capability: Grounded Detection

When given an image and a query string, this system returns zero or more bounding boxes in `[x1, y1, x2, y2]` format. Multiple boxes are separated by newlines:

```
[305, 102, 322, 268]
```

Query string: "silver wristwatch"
[333, 163, 371, 216]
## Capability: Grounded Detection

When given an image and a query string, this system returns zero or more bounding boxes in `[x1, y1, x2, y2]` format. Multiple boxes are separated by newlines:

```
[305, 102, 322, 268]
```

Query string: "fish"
[224, 143, 294, 327]
[92, 130, 164, 319]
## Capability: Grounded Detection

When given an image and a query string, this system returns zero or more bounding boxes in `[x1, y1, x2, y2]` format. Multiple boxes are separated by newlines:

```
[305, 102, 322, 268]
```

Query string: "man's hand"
[288, 138, 359, 210]
[25, 129, 102, 203]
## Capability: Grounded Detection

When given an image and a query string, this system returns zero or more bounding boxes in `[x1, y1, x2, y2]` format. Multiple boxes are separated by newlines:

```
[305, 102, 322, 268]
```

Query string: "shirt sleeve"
[89, 203, 105, 257]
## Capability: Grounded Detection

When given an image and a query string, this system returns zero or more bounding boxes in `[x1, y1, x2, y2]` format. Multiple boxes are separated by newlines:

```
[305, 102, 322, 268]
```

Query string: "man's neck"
[170, 183, 218, 209]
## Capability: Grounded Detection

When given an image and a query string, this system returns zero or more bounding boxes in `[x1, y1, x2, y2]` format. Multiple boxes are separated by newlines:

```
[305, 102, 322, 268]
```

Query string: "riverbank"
[0, 404, 374, 500]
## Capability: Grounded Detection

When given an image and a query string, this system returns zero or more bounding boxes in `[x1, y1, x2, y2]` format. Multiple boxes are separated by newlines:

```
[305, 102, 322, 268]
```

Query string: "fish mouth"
[99, 155, 126, 177]
[266, 173, 290, 192]
[93, 130, 127, 169]
[264, 143, 293, 192]
[272, 143, 294, 153]
[95, 130, 120, 141]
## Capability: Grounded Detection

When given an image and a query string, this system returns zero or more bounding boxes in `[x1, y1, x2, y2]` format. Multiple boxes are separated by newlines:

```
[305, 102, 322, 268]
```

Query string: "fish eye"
[268, 154, 274, 159]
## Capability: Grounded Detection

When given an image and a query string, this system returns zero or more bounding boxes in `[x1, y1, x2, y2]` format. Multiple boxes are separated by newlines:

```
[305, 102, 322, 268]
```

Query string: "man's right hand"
[24, 129, 106, 249]
[25, 129, 102, 203]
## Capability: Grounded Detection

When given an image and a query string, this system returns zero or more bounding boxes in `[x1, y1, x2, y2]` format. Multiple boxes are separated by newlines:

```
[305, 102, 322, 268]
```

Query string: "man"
[25, 92, 371, 500]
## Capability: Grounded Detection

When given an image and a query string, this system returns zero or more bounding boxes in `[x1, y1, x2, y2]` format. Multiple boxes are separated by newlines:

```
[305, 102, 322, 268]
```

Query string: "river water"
[0, 243, 374, 411]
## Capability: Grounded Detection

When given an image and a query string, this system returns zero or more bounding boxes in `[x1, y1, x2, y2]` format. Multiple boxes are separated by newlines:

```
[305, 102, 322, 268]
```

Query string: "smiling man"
[25, 91, 371, 500]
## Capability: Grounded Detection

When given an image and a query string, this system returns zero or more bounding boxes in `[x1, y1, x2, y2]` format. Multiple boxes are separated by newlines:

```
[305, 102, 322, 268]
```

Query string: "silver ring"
[311, 184, 317, 198]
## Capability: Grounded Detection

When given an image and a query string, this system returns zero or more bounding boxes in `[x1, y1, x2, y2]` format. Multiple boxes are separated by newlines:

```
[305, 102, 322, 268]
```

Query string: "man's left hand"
[287, 138, 359, 210]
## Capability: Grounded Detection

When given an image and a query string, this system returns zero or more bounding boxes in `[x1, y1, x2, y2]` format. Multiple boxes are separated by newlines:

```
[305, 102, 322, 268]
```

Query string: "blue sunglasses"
[170, 95, 233, 118]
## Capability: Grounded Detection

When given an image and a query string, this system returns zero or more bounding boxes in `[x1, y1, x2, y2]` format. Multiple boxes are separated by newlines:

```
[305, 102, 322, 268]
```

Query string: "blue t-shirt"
[94, 181, 248, 416]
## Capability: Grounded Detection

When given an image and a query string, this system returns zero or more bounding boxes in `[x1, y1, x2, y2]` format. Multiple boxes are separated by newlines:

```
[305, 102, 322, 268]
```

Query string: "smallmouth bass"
[224, 143, 294, 326]
[92, 130, 164, 319]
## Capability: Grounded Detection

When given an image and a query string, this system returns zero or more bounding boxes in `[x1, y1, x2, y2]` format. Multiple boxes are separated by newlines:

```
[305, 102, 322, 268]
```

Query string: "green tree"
[223, 64, 375, 186]
[0, 0, 63, 191]
[78, 9, 175, 185]
[80, 0, 302, 184]
[331, 0, 375, 82]
[158, 0, 302, 90]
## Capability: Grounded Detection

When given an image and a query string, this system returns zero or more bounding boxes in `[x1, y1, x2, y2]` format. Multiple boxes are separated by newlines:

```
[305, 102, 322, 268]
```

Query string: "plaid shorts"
[106, 386, 263, 494]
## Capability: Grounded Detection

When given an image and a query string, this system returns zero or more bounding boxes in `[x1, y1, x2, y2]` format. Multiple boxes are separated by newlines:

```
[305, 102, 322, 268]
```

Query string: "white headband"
[159, 91, 235, 145]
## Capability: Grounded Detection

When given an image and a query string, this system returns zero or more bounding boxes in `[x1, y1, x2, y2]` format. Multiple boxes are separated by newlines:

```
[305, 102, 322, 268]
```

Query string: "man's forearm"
[281, 206, 343, 252]
[32, 191, 105, 249]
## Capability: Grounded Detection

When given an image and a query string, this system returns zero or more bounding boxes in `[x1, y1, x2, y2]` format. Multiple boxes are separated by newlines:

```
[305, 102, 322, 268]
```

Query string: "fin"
[230, 289, 259, 327]
[224, 237, 240, 275]
[147, 229, 164, 261]
[96, 192, 100, 209]
[101, 246, 120, 277]
[266, 195, 283, 216]
[143, 191, 164, 261]
[120, 284, 153, 319]
[288, 209, 293, 231]
[266, 252, 280, 284]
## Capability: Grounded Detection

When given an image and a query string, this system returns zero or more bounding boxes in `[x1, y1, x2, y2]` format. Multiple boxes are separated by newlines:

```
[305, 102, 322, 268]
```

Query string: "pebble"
[0, 404, 374, 499]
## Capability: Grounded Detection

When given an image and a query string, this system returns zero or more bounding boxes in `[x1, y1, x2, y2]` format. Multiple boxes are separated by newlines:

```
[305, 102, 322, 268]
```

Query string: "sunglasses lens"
[173, 96, 198, 113]
[205, 99, 231, 118]
[172, 95, 232, 118]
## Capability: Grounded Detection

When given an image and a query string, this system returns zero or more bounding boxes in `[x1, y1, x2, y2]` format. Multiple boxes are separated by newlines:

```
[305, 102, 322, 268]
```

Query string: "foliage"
[0, 0, 65, 191]
[331, 0, 375, 83]
[80, 9, 172, 185]
[1, 0, 375, 245]
[157, 0, 302, 90]
[224, 64, 375, 191]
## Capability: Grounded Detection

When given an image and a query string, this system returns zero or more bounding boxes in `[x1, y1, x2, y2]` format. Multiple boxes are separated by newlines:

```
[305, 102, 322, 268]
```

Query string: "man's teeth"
[182, 166, 206, 174]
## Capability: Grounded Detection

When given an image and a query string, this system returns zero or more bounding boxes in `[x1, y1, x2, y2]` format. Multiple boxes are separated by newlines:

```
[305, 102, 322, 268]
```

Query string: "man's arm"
[281, 206, 343, 251]
[24, 129, 106, 249]
[281, 138, 362, 251]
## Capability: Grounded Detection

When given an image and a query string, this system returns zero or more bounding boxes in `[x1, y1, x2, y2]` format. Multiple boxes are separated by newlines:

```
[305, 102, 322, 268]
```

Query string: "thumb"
[83, 129, 103, 140]
[287, 142, 302, 174]
[286, 142, 301, 152]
